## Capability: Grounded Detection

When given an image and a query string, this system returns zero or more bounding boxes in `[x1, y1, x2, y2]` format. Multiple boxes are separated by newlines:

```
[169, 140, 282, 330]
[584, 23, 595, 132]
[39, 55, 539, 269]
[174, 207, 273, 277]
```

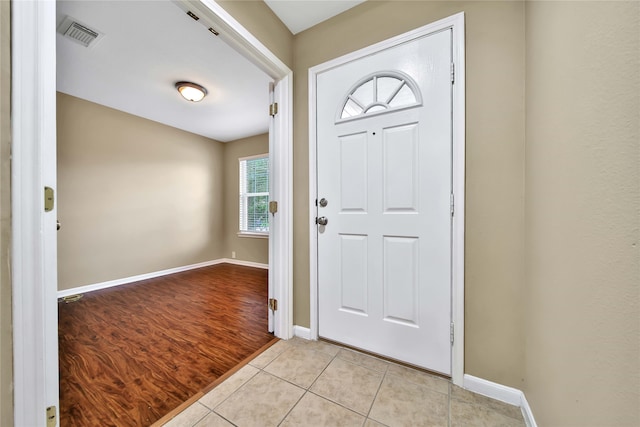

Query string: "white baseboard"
[219, 258, 268, 269]
[293, 325, 311, 340]
[57, 258, 268, 298]
[463, 374, 537, 427]
[520, 393, 538, 427]
[463, 374, 522, 406]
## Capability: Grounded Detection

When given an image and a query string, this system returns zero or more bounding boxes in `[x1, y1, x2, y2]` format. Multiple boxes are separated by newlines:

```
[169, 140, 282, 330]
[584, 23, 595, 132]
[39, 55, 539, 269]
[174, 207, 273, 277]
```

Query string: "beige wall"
[216, 0, 293, 68]
[292, 1, 526, 389]
[223, 133, 270, 265]
[0, 1, 634, 425]
[0, 1, 12, 425]
[524, 1, 640, 425]
[57, 93, 226, 290]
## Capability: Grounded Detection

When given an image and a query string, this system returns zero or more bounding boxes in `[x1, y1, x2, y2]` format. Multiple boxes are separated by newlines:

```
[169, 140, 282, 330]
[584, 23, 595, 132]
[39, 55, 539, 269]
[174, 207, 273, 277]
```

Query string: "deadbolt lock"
[319, 198, 328, 207]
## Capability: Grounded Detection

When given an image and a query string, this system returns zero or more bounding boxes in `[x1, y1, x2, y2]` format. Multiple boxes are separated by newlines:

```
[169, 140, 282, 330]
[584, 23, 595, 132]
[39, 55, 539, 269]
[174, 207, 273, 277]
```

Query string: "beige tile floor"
[162, 338, 525, 427]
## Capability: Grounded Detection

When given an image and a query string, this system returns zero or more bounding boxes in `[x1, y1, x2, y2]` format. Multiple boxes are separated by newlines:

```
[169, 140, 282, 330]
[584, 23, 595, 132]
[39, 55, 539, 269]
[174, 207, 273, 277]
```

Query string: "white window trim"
[237, 231, 269, 239]
[239, 153, 269, 234]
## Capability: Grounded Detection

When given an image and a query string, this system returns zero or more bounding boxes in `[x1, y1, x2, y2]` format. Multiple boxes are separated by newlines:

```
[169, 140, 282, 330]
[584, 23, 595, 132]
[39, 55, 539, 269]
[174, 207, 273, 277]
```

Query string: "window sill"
[237, 231, 269, 239]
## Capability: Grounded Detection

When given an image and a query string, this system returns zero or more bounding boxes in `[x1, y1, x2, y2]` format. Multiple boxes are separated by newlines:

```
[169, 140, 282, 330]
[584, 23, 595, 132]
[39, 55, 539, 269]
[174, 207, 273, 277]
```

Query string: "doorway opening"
[11, 0, 293, 425]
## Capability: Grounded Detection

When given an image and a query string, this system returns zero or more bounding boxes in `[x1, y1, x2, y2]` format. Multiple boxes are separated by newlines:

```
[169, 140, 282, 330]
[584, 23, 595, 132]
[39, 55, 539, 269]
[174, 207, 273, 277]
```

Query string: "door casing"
[308, 12, 466, 385]
[11, 0, 293, 425]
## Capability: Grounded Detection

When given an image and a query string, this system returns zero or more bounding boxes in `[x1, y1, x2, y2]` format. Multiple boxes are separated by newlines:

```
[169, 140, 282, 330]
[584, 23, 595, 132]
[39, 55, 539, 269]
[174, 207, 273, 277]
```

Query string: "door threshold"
[318, 337, 451, 380]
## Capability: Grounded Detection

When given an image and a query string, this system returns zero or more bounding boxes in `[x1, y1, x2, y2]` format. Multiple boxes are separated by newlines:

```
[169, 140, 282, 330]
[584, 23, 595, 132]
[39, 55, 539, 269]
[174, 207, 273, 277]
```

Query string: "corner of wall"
[524, 1, 640, 425]
[0, 1, 13, 425]
[221, 133, 270, 265]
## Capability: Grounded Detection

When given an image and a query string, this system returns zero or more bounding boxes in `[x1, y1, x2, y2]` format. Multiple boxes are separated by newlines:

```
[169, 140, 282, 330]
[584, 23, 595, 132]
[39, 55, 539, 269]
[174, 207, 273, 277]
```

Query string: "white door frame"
[11, 1, 59, 425]
[11, 0, 293, 425]
[308, 12, 465, 385]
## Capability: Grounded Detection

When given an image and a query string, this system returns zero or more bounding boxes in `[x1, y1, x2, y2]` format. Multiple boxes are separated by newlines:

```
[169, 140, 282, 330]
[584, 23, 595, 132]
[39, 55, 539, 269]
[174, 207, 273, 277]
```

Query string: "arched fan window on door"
[336, 70, 423, 122]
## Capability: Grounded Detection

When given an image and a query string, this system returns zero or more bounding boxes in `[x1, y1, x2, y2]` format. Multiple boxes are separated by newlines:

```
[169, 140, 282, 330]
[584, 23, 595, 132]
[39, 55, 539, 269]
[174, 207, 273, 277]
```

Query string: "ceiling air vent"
[57, 16, 104, 48]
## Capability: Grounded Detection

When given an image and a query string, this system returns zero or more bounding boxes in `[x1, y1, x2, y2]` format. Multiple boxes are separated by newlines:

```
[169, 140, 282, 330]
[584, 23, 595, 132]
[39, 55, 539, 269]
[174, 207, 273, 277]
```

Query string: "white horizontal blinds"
[239, 155, 270, 232]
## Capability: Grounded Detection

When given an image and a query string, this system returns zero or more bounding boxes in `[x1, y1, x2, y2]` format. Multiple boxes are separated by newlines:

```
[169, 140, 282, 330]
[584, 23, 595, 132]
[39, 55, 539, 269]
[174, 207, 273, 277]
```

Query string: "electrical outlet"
[231, 251, 236, 259]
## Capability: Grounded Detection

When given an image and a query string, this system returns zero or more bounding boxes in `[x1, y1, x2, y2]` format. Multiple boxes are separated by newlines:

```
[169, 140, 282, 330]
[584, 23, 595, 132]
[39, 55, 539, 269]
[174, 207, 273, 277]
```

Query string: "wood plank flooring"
[58, 263, 274, 427]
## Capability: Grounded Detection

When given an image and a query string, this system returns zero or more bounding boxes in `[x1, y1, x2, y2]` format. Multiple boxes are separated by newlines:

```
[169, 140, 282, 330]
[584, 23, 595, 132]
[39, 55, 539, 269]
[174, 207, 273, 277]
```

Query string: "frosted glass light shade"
[175, 81, 207, 102]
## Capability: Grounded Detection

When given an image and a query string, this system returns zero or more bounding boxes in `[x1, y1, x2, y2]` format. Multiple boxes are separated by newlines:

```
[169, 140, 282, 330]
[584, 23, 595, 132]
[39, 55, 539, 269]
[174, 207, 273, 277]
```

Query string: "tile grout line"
[277, 342, 339, 426]
[203, 365, 262, 423]
[276, 389, 309, 426]
[214, 411, 239, 427]
[182, 338, 525, 427]
[448, 381, 452, 427]
[363, 359, 390, 423]
[297, 343, 381, 423]
[192, 403, 210, 427]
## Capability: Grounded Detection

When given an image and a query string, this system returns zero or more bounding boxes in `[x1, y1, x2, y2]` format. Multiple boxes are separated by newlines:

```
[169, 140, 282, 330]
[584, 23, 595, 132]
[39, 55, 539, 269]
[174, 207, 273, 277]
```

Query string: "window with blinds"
[239, 155, 269, 235]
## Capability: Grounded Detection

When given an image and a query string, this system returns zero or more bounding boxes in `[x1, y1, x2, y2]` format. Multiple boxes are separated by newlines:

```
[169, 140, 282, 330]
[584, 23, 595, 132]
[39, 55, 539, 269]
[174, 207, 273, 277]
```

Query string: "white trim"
[270, 73, 294, 339]
[463, 374, 537, 427]
[520, 392, 538, 427]
[238, 153, 269, 162]
[308, 12, 465, 385]
[11, 1, 59, 425]
[237, 231, 269, 239]
[57, 258, 269, 299]
[293, 325, 312, 340]
[174, 0, 289, 79]
[450, 11, 466, 388]
[57, 259, 228, 298]
[221, 258, 269, 270]
[463, 374, 522, 406]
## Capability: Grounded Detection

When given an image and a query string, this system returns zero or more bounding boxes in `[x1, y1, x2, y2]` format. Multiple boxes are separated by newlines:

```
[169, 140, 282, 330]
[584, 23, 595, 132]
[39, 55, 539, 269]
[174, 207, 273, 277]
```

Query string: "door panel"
[339, 132, 368, 212]
[316, 29, 453, 374]
[383, 123, 419, 212]
[339, 234, 368, 314]
[383, 236, 419, 326]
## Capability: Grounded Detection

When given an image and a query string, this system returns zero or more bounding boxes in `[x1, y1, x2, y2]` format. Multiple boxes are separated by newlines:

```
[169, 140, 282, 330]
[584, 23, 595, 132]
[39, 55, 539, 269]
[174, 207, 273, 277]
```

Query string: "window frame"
[238, 153, 270, 238]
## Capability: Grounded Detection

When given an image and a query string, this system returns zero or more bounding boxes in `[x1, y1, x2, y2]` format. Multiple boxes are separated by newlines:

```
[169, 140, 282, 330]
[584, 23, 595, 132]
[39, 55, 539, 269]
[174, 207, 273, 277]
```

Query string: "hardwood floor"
[58, 263, 274, 427]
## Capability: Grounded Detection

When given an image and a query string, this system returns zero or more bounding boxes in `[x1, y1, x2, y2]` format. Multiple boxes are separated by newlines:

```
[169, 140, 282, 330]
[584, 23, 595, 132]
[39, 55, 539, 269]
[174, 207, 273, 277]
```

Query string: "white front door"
[316, 29, 453, 374]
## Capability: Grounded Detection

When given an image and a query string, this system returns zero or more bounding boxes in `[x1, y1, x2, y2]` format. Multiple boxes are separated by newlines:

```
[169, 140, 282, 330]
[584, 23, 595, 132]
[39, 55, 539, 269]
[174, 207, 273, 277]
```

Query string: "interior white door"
[316, 29, 453, 374]
[268, 81, 276, 333]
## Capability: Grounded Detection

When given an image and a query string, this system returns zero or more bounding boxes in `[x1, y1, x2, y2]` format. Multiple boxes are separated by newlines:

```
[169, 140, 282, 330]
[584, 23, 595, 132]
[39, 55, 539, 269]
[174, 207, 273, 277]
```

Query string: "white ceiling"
[265, 0, 365, 34]
[56, 1, 365, 142]
[56, 1, 272, 143]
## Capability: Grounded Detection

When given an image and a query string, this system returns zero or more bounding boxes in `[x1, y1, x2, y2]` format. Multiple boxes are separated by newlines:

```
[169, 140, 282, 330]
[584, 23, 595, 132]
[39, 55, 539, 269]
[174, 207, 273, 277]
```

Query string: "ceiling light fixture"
[175, 81, 207, 102]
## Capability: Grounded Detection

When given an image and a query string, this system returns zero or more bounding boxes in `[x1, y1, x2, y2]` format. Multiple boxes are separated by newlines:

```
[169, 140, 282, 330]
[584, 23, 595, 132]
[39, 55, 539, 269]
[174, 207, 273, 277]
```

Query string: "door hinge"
[269, 102, 278, 117]
[450, 193, 455, 217]
[44, 186, 55, 212]
[450, 62, 455, 84]
[46, 406, 57, 427]
[450, 323, 455, 345]
[268, 298, 278, 312]
[269, 201, 278, 215]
